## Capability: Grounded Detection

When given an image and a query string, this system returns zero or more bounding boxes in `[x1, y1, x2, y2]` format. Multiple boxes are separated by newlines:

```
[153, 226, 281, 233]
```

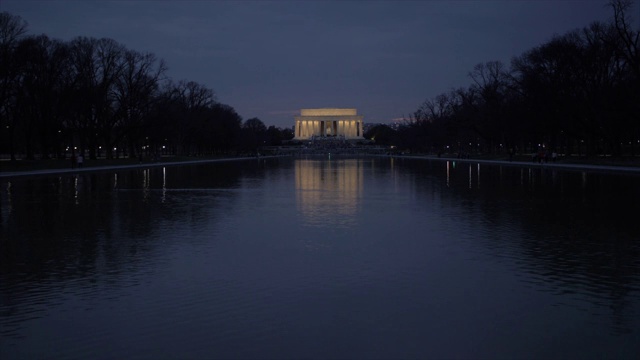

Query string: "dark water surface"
[1, 157, 639, 359]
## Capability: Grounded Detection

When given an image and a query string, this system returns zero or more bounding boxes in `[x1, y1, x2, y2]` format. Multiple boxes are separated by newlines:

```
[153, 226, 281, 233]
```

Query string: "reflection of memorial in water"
[295, 159, 363, 229]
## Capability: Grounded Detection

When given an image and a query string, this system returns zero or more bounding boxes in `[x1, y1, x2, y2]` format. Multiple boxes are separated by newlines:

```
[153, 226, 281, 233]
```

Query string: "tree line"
[0, 12, 292, 161]
[367, 0, 639, 157]
[3, 1, 638, 161]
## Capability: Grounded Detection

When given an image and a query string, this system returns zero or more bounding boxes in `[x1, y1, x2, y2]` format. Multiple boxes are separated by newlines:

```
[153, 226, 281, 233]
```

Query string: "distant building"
[294, 108, 364, 140]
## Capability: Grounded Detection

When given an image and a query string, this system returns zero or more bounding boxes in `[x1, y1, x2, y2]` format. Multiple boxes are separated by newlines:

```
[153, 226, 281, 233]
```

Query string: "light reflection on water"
[1, 157, 639, 359]
[295, 159, 363, 230]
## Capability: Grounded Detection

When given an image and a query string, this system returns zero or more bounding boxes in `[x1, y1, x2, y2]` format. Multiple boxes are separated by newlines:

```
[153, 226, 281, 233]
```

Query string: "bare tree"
[0, 12, 28, 160]
[468, 61, 513, 152]
[68, 37, 125, 159]
[13, 35, 71, 159]
[610, 0, 640, 77]
[162, 80, 216, 155]
[113, 49, 166, 159]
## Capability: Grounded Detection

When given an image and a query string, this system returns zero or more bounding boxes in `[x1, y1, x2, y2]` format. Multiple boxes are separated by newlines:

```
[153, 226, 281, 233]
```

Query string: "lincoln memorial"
[294, 108, 364, 140]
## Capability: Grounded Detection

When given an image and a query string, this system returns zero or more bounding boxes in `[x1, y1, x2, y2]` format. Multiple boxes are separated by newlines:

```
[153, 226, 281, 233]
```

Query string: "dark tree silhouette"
[113, 49, 166, 159]
[402, 1, 640, 158]
[0, 12, 28, 160]
[13, 35, 71, 159]
[241, 117, 267, 152]
[364, 124, 397, 146]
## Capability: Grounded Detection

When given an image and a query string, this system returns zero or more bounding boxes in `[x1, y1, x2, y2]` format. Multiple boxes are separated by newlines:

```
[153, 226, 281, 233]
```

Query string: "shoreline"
[0, 156, 269, 179]
[2, 154, 640, 179]
[392, 155, 640, 175]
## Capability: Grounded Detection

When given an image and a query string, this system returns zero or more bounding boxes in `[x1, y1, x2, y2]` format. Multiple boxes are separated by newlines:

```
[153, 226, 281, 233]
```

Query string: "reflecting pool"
[1, 157, 639, 359]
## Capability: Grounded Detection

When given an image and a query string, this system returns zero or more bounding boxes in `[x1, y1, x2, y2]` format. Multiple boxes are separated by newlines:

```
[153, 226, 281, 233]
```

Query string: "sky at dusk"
[2, 1, 614, 128]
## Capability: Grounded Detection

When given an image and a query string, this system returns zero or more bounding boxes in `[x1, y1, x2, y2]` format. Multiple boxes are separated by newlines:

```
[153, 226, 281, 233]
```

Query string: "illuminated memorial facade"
[294, 108, 364, 140]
